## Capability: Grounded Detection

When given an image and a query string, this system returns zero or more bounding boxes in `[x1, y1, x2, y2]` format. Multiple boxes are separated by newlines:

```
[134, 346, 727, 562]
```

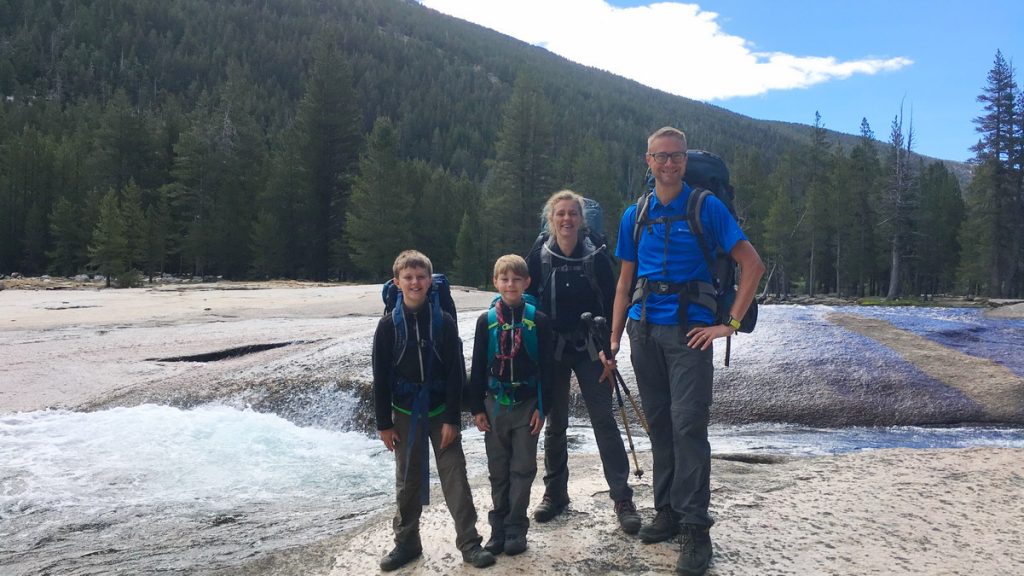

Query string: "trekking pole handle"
[592, 316, 613, 359]
[581, 314, 613, 361]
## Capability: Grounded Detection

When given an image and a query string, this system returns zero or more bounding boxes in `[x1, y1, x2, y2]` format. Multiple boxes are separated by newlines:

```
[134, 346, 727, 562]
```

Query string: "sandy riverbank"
[228, 448, 1024, 576]
[3, 282, 1023, 575]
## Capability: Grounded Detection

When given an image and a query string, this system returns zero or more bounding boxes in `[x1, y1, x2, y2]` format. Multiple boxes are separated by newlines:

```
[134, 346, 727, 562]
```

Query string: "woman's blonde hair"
[542, 189, 587, 231]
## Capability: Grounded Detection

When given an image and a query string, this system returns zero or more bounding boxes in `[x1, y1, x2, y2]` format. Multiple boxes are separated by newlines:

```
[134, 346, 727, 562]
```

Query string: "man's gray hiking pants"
[627, 319, 714, 528]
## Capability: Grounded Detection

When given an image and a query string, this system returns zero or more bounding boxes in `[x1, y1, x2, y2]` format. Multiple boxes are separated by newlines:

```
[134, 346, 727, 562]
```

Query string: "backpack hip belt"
[392, 377, 448, 418]
[631, 277, 718, 331]
[553, 326, 599, 363]
[487, 379, 537, 406]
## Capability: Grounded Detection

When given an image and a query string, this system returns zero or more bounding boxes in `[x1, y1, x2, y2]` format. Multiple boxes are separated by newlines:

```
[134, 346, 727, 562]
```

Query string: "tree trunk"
[886, 238, 901, 300]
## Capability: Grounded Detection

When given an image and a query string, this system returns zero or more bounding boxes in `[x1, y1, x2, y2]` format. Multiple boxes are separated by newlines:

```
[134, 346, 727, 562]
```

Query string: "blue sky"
[418, 1, 1024, 162]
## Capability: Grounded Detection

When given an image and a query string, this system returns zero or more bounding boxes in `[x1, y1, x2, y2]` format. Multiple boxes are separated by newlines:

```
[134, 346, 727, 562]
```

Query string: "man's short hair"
[493, 254, 529, 279]
[647, 126, 688, 150]
[393, 249, 433, 277]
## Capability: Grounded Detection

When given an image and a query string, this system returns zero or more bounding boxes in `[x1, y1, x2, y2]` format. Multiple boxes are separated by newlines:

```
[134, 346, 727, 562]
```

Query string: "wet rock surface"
[708, 305, 1024, 426]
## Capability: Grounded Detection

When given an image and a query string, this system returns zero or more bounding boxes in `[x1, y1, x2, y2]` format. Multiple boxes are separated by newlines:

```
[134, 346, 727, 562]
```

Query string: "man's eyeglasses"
[647, 152, 687, 165]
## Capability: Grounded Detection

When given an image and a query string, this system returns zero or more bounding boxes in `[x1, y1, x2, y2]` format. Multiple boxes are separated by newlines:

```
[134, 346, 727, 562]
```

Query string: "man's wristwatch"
[726, 316, 742, 332]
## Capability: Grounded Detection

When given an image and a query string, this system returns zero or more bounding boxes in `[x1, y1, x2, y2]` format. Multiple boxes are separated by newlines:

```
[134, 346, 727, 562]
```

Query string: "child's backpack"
[381, 272, 460, 382]
[527, 197, 613, 319]
[382, 273, 457, 321]
[486, 294, 542, 413]
[632, 150, 758, 358]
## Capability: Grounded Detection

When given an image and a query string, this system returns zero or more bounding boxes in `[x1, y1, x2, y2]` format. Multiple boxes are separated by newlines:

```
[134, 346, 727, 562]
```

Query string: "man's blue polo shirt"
[615, 183, 747, 326]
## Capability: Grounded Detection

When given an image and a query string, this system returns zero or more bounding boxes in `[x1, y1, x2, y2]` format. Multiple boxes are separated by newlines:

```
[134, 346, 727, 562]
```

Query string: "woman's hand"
[598, 349, 616, 390]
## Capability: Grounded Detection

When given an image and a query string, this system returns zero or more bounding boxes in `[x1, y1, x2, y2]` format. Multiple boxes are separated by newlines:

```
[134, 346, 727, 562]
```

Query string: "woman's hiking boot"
[533, 494, 569, 522]
[503, 534, 528, 556]
[638, 507, 680, 543]
[379, 544, 422, 572]
[675, 525, 712, 576]
[614, 499, 641, 534]
[463, 544, 497, 568]
[484, 531, 505, 555]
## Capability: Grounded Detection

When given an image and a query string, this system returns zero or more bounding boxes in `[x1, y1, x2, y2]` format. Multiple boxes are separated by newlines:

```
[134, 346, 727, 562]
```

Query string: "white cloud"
[417, 0, 912, 101]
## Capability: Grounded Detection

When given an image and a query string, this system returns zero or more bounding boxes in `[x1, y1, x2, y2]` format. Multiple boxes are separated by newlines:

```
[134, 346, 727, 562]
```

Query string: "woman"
[525, 189, 640, 534]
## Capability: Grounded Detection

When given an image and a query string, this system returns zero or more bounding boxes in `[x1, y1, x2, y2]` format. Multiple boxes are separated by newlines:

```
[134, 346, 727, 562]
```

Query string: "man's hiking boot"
[675, 525, 712, 576]
[639, 508, 680, 544]
[533, 494, 569, 523]
[463, 544, 497, 568]
[504, 534, 528, 556]
[484, 531, 505, 555]
[379, 544, 422, 572]
[615, 499, 642, 535]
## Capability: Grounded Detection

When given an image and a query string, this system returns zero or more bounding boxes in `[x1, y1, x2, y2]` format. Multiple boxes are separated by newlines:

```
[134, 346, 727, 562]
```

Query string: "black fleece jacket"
[372, 304, 464, 430]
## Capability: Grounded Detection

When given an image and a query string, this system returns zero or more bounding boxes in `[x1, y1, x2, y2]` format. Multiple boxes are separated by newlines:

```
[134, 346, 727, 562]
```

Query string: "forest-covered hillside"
[0, 0, 1020, 297]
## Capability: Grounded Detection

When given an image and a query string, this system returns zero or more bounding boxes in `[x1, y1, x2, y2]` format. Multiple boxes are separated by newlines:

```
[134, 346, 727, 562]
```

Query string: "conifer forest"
[1, 0, 1022, 298]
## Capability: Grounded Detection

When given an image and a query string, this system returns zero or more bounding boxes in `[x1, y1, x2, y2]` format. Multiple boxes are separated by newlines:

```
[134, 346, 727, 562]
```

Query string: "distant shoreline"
[4, 274, 1022, 316]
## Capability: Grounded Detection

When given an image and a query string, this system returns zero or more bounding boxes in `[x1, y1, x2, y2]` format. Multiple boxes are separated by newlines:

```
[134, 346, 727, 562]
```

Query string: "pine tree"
[120, 180, 147, 273]
[915, 162, 964, 294]
[847, 119, 883, 296]
[346, 117, 412, 279]
[805, 111, 833, 295]
[454, 208, 489, 288]
[883, 105, 917, 300]
[88, 189, 128, 287]
[249, 209, 286, 279]
[47, 196, 87, 276]
[483, 74, 557, 258]
[762, 153, 803, 296]
[143, 189, 172, 281]
[570, 135, 623, 246]
[965, 50, 1022, 296]
[295, 32, 362, 281]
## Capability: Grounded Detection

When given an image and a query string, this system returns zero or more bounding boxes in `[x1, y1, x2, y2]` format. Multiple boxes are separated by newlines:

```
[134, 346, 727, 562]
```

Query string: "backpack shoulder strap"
[539, 233, 556, 299]
[522, 303, 539, 362]
[687, 187, 717, 282]
[391, 293, 408, 366]
[632, 191, 651, 247]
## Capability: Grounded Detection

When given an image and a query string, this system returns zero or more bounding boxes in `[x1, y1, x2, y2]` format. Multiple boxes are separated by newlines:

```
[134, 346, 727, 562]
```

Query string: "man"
[607, 127, 764, 575]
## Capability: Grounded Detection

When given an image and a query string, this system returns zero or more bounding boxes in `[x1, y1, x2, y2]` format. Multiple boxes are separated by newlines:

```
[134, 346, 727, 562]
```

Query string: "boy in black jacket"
[469, 254, 554, 557]
[373, 250, 494, 571]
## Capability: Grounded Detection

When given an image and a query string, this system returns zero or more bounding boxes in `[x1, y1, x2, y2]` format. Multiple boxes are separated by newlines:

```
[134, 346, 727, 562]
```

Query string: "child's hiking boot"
[379, 544, 422, 572]
[484, 531, 505, 555]
[463, 544, 497, 568]
[639, 507, 680, 543]
[614, 499, 641, 535]
[503, 533, 528, 556]
[533, 494, 569, 523]
[675, 524, 712, 576]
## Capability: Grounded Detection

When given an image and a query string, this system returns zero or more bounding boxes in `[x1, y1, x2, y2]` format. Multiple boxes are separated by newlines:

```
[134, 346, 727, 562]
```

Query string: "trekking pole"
[593, 316, 651, 436]
[613, 362, 644, 479]
[581, 313, 645, 478]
